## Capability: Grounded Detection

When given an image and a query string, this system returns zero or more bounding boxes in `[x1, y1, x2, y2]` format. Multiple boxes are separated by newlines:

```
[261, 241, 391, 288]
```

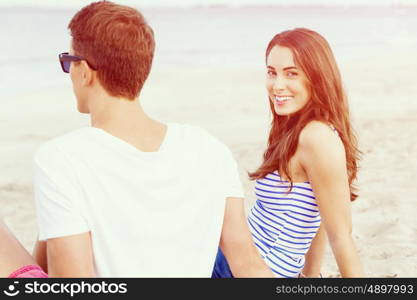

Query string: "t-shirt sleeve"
[221, 147, 245, 199]
[34, 143, 89, 240]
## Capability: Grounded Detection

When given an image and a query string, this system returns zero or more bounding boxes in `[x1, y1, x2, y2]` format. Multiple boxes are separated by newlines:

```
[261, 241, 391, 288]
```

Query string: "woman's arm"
[299, 121, 364, 277]
[301, 225, 327, 277]
[0, 220, 36, 277]
[220, 197, 275, 277]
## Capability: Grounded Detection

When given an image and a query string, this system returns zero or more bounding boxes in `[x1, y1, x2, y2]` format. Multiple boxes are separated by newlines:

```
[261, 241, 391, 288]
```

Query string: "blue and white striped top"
[248, 125, 339, 278]
[247, 171, 320, 278]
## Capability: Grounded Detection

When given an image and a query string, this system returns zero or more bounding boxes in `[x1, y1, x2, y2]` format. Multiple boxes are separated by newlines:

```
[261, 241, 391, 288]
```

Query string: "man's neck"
[87, 93, 167, 152]
[89, 94, 148, 131]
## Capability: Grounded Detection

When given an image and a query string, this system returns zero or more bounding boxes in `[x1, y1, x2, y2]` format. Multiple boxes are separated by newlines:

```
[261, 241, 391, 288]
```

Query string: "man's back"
[34, 123, 243, 277]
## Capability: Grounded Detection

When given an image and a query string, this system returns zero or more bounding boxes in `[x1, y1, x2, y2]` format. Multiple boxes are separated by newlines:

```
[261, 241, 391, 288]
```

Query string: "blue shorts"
[211, 248, 234, 278]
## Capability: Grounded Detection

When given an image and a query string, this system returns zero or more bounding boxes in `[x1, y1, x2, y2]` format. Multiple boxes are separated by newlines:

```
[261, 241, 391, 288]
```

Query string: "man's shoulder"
[35, 127, 91, 165]
[174, 123, 230, 154]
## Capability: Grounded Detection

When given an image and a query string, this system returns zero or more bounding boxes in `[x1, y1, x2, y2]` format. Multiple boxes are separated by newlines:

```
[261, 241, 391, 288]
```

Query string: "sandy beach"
[1, 5, 417, 277]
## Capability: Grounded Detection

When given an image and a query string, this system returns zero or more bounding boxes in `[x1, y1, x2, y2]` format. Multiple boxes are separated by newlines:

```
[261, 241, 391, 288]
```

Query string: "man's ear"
[80, 60, 94, 87]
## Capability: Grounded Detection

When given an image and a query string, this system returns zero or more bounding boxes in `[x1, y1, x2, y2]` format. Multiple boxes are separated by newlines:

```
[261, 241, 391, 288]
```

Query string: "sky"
[0, 0, 416, 7]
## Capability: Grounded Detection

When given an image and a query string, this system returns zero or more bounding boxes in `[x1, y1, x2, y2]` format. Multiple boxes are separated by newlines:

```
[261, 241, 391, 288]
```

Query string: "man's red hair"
[69, 1, 155, 100]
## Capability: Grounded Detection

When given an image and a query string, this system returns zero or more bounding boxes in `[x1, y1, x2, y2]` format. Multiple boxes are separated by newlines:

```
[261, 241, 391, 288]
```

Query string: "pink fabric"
[8, 264, 48, 278]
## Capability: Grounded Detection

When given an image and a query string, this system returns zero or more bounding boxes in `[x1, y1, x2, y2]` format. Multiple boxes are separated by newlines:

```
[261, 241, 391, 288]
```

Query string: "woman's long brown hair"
[249, 28, 360, 201]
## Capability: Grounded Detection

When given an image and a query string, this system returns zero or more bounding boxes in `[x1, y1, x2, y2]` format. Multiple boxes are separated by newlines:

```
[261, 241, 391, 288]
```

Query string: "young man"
[30, 1, 273, 277]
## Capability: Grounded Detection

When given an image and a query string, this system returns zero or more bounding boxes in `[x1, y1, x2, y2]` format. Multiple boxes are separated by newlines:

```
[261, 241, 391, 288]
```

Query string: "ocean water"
[0, 5, 416, 97]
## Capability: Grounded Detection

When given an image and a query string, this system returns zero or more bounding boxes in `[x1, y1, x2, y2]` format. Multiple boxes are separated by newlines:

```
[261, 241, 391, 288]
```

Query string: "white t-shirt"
[34, 123, 244, 277]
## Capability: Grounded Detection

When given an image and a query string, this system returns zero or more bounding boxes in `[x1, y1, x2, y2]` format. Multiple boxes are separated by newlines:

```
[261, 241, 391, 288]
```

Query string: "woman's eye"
[287, 71, 298, 77]
[267, 70, 276, 76]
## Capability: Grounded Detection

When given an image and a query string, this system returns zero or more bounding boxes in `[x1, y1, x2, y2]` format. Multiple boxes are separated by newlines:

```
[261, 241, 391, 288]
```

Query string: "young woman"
[213, 28, 364, 278]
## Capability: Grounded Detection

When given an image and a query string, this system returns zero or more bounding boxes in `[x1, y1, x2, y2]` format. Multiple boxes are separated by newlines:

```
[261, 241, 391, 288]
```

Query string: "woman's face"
[266, 45, 310, 116]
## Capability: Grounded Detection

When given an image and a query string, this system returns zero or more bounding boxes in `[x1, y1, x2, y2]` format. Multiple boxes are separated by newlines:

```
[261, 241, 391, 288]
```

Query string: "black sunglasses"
[58, 52, 97, 73]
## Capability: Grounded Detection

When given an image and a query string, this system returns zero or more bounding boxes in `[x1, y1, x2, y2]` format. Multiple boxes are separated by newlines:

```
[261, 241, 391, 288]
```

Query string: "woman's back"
[248, 172, 320, 277]
[248, 123, 341, 278]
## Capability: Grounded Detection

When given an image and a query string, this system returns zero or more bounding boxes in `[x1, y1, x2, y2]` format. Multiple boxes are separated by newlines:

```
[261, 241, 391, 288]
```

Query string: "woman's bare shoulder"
[298, 120, 345, 164]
